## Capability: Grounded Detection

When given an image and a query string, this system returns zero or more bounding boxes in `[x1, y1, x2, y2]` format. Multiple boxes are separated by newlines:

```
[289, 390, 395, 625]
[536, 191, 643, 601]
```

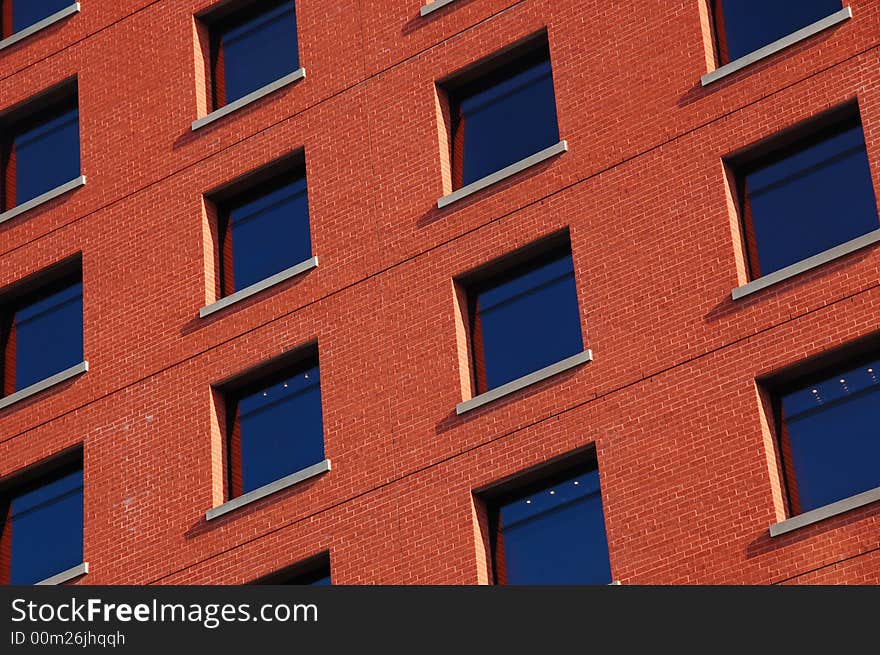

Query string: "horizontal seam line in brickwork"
[3, 10, 877, 264]
[142, 280, 880, 584]
[772, 543, 880, 585]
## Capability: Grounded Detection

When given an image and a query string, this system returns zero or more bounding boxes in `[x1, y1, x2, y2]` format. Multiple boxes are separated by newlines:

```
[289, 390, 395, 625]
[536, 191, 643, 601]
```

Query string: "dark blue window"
[468, 246, 582, 394]
[713, 0, 841, 63]
[2, 276, 83, 396]
[448, 43, 559, 188]
[2, 100, 80, 211]
[1, 0, 71, 37]
[489, 463, 612, 585]
[227, 357, 324, 497]
[736, 114, 878, 279]
[256, 555, 330, 585]
[778, 356, 880, 515]
[1, 464, 83, 585]
[210, 0, 299, 108]
[218, 169, 311, 296]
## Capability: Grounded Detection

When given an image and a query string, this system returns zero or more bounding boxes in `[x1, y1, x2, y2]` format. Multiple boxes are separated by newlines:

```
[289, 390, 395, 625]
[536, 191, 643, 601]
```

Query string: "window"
[711, 0, 842, 64]
[223, 351, 324, 500]
[0, 455, 83, 585]
[442, 35, 561, 191]
[255, 553, 331, 585]
[1, 91, 79, 214]
[731, 109, 879, 283]
[774, 354, 880, 518]
[205, 0, 300, 110]
[483, 454, 612, 585]
[1, 264, 83, 399]
[0, 0, 73, 38]
[462, 238, 583, 397]
[213, 162, 312, 299]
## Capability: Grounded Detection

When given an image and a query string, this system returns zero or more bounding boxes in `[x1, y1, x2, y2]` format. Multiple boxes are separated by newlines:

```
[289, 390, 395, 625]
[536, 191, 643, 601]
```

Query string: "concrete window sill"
[731, 228, 880, 300]
[0, 361, 88, 413]
[421, 0, 456, 16]
[701, 7, 852, 86]
[205, 458, 331, 521]
[437, 140, 568, 209]
[0, 3, 80, 52]
[0, 176, 86, 227]
[36, 562, 89, 586]
[769, 485, 880, 537]
[192, 67, 306, 131]
[456, 349, 592, 415]
[199, 256, 318, 318]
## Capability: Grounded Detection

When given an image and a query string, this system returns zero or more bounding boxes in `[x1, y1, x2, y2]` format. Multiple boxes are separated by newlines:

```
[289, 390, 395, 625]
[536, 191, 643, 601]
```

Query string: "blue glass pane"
[12, 281, 83, 392]
[13, 107, 80, 207]
[227, 174, 311, 293]
[718, 0, 841, 62]
[744, 123, 878, 276]
[310, 575, 331, 586]
[499, 469, 611, 585]
[10, 0, 71, 33]
[457, 57, 559, 187]
[237, 364, 323, 495]
[781, 359, 880, 513]
[220, 1, 299, 105]
[7, 469, 83, 585]
[475, 253, 582, 392]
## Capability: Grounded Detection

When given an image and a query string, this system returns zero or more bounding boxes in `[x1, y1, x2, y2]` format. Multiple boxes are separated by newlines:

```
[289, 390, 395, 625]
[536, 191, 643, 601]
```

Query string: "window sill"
[192, 67, 307, 131]
[0, 361, 88, 413]
[36, 562, 89, 586]
[456, 349, 592, 415]
[199, 256, 318, 318]
[769, 485, 880, 537]
[205, 458, 331, 521]
[437, 140, 568, 209]
[0, 175, 86, 226]
[0, 3, 80, 53]
[701, 7, 852, 86]
[420, 0, 456, 16]
[731, 228, 880, 300]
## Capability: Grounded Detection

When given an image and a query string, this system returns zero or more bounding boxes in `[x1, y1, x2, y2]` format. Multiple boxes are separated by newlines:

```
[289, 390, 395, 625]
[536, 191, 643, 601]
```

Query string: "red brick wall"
[0, 0, 878, 585]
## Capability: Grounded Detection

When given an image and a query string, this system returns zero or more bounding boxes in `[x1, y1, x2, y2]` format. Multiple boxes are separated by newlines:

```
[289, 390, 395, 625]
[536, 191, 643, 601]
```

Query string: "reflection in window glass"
[713, 0, 841, 63]
[1, 467, 83, 585]
[737, 117, 878, 278]
[779, 357, 880, 514]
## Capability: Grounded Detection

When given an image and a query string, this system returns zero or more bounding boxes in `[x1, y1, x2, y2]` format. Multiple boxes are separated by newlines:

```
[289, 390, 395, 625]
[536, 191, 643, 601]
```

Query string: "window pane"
[236, 363, 323, 495]
[309, 574, 331, 586]
[9, 0, 72, 33]
[781, 359, 880, 513]
[225, 173, 311, 293]
[12, 106, 80, 207]
[717, 0, 841, 62]
[473, 252, 582, 392]
[5, 469, 83, 585]
[498, 469, 611, 585]
[219, 0, 299, 105]
[743, 122, 878, 277]
[456, 56, 559, 187]
[12, 281, 83, 392]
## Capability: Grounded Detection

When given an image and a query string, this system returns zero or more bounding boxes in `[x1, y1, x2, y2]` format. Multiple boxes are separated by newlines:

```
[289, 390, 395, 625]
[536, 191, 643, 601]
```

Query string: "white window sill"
[0, 3, 80, 52]
[0, 176, 86, 226]
[0, 361, 88, 413]
[437, 140, 568, 209]
[36, 562, 89, 586]
[192, 67, 306, 131]
[731, 228, 880, 300]
[205, 458, 331, 521]
[421, 0, 456, 16]
[701, 7, 852, 86]
[769, 485, 880, 537]
[199, 256, 318, 318]
[456, 349, 592, 415]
